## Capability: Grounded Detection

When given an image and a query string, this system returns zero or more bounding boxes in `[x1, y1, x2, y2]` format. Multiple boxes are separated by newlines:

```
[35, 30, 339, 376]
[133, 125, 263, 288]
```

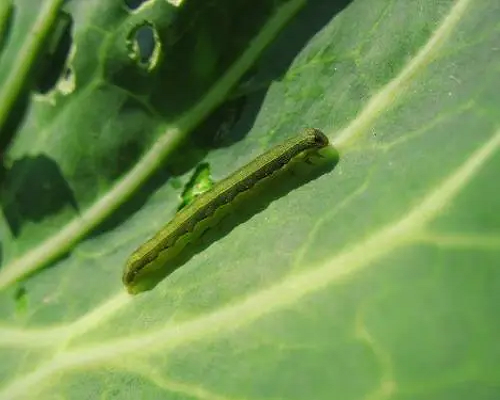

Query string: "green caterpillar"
[123, 128, 331, 294]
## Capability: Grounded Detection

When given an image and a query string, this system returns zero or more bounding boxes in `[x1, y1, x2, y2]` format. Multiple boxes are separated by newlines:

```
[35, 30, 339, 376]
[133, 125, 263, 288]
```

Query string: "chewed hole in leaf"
[127, 22, 161, 71]
[123, 0, 151, 11]
[34, 10, 73, 94]
[57, 66, 75, 95]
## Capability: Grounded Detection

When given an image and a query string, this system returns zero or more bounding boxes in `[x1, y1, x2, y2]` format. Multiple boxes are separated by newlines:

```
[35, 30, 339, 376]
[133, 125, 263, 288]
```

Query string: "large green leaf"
[1, 0, 499, 399]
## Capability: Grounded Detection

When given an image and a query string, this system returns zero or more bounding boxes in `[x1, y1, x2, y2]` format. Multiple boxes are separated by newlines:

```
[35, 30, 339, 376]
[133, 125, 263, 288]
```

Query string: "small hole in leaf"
[58, 66, 75, 94]
[123, 0, 150, 10]
[35, 10, 73, 94]
[127, 23, 160, 70]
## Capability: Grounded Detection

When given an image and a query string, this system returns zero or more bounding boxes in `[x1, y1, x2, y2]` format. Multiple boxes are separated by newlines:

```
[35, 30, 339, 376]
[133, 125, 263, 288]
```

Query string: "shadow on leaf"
[1, 155, 78, 236]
